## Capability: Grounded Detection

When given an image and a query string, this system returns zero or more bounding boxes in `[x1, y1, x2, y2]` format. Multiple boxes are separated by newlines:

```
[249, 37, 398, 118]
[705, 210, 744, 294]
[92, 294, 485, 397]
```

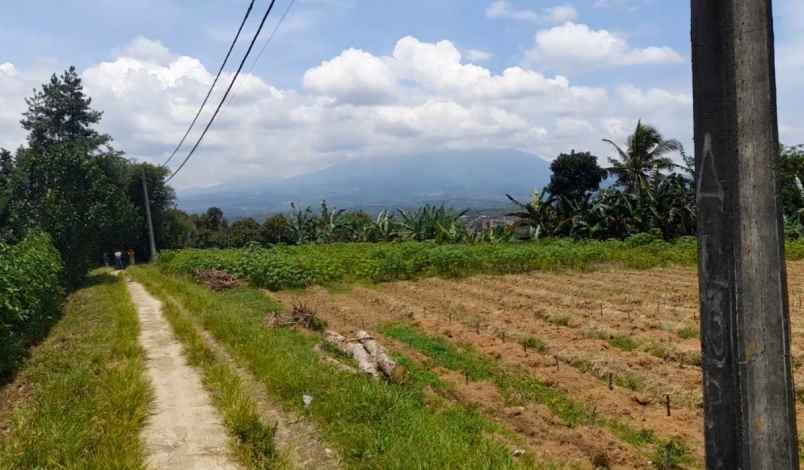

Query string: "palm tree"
[603, 121, 682, 198]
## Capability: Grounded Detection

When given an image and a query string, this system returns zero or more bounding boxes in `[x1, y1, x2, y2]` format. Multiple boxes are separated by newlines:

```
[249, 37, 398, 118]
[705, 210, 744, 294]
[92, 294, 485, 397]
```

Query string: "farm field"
[270, 260, 804, 469]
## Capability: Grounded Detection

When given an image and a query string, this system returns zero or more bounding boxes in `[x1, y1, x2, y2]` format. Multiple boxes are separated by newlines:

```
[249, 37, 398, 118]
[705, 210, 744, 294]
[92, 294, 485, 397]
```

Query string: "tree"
[603, 121, 682, 198]
[6, 142, 137, 286]
[0, 148, 14, 239]
[125, 163, 175, 258]
[547, 150, 607, 209]
[21, 66, 110, 151]
[228, 218, 261, 247]
[261, 214, 293, 244]
[161, 208, 194, 249]
[777, 144, 804, 219]
[6, 67, 139, 286]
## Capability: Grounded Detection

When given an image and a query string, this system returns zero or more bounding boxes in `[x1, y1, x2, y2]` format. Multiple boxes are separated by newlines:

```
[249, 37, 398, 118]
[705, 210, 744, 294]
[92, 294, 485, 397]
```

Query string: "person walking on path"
[114, 250, 124, 270]
[128, 248, 136, 266]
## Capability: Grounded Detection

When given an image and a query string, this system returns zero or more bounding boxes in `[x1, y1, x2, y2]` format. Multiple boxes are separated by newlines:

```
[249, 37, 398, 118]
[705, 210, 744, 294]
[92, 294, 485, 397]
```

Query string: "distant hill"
[177, 149, 551, 218]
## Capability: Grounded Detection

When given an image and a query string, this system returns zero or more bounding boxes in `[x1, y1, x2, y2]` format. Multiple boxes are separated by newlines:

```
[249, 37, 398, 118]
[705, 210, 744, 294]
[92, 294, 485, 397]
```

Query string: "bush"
[0, 233, 64, 378]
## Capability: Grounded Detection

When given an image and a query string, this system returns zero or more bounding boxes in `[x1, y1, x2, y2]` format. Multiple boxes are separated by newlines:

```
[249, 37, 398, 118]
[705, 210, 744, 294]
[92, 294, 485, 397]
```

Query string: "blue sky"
[1, 1, 802, 189]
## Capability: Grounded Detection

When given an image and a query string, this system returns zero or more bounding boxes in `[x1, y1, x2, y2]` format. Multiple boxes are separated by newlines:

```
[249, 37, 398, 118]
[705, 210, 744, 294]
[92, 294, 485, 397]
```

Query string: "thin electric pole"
[692, 1, 798, 468]
[142, 170, 158, 262]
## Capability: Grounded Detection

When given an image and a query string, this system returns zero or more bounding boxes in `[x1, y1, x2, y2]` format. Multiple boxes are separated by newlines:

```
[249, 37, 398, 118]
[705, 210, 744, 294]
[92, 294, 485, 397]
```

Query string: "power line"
[161, 0, 257, 168]
[248, 0, 297, 73]
[166, 0, 279, 183]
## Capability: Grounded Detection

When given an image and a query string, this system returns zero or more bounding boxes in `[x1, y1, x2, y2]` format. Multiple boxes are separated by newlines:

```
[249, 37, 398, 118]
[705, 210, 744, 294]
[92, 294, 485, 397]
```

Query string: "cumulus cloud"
[303, 48, 397, 104]
[0, 62, 18, 77]
[486, 1, 578, 24]
[463, 49, 494, 63]
[525, 22, 683, 71]
[0, 35, 701, 189]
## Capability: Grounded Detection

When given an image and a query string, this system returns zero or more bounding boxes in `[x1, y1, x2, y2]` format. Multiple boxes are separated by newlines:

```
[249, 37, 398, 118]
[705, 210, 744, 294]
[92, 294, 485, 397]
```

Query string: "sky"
[1, 0, 803, 190]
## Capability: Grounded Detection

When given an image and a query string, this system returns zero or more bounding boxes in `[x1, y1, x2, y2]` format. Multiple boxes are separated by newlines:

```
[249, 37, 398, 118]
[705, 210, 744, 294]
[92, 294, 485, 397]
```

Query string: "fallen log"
[324, 330, 397, 380]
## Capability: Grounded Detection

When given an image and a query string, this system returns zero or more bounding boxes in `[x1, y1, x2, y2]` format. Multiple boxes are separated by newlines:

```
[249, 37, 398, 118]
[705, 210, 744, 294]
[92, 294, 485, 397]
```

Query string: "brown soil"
[271, 261, 804, 468]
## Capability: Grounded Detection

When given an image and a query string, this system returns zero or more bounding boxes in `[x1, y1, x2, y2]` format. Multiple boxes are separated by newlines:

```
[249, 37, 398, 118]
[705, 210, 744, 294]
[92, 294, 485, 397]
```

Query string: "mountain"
[177, 149, 551, 218]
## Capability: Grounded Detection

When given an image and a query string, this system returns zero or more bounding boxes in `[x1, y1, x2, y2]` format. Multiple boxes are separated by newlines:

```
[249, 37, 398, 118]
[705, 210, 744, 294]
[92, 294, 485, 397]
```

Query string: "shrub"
[0, 233, 64, 378]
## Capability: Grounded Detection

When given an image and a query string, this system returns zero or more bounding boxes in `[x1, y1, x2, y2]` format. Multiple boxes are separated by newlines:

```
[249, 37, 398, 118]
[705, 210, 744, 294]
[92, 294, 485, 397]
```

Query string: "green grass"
[154, 287, 281, 469]
[0, 272, 150, 469]
[130, 266, 531, 469]
[608, 335, 639, 352]
[382, 324, 494, 381]
[676, 327, 698, 340]
[520, 336, 547, 353]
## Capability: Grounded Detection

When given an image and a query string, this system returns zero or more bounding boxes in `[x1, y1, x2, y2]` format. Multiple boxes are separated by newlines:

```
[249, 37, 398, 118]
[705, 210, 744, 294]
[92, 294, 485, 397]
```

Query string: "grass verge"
[152, 283, 282, 469]
[130, 265, 534, 469]
[0, 271, 149, 469]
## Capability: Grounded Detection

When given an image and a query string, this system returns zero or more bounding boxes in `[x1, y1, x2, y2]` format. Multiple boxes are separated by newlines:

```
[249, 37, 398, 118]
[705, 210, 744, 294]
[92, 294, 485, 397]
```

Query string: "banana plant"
[506, 189, 557, 239]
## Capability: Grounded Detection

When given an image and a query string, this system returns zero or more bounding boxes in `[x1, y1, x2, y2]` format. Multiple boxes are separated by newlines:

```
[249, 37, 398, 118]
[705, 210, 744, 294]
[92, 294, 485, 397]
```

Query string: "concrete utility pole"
[692, 1, 799, 468]
[142, 170, 159, 262]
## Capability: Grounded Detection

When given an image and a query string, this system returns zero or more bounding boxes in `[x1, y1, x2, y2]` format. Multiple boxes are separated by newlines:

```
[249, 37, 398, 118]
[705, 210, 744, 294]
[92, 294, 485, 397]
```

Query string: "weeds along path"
[128, 280, 241, 469]
[274, 288, 664, 469]
[163, 294, 341, 469]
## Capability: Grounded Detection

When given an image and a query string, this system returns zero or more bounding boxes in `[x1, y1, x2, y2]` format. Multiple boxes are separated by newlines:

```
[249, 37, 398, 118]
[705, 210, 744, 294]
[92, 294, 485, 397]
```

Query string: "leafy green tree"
[228, 218, 261, 247]
[0, 148, 14, 239]
[21, 66, 110, 151]
[161, 208, 195, 249]
[125, 163, 175, 259]
[5, 67, 139, 286]
[778, 145, 804, 219]
[547, 150, 607, 209]
[6, 142, 136, 286]
[603, 121, 682, 198]
[261, 214, 293, 244]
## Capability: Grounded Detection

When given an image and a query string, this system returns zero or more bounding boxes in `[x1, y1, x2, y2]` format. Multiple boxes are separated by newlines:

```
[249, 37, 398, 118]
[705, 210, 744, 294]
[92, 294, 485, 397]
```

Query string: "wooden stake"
[476, 321, 480, 335]
[666, 394, 671, 417]
[608, 373, 613, 391]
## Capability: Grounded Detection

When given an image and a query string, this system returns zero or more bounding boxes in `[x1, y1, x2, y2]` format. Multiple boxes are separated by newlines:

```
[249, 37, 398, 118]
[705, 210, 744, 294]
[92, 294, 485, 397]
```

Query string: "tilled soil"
[271, 261, 804, 469]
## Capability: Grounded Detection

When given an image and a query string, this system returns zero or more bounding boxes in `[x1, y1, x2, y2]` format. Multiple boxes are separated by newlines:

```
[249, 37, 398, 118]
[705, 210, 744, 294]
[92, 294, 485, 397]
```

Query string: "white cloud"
[464, 49, 493, 63]
[592, 0, 650, 10]
[486, 1, 577, 24]
[0, 62, 18, 77]
[0, 36, 701, 189]
[525, 22, 683, 71]
[303, 48, 397, 104]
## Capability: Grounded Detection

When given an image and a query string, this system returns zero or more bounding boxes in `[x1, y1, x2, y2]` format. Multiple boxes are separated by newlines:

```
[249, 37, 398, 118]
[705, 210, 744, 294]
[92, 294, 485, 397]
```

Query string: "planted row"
[159, 237, 701, 291]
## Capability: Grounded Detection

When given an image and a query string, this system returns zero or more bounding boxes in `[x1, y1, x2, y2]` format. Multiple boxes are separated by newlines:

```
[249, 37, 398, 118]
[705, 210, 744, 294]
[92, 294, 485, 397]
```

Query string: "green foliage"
[547, 150, 608, 206]
[604, 121, 682, 197]
[158, 237, 707, 291]
[21, 66, 110, 151]
[0, 233, 64, 378]
[6, 142, 138, 286]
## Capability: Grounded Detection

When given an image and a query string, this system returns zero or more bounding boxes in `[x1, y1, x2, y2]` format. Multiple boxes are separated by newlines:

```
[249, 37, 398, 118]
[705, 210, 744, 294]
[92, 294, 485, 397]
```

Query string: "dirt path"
[128, 280, 241, 470]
